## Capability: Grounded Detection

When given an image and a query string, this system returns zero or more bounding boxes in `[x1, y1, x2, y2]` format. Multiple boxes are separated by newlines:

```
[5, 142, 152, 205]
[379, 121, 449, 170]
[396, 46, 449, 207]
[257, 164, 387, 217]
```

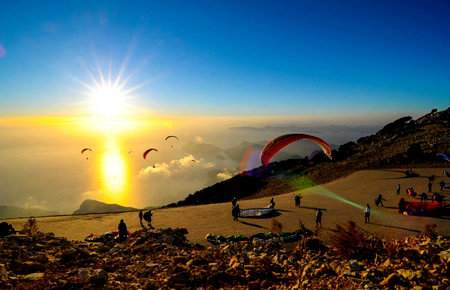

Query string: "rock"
[23, 272, 44, 281]
[438, 249, 450, 262]
[168, 271, 190, 284]
[397, 269, 415, 280]
[78, 268, 90, 280]
[0, 264, 8, 282]
[90, 269, 108, 285]
[349, 260, 360, 271]
[379, 273, 399, 286]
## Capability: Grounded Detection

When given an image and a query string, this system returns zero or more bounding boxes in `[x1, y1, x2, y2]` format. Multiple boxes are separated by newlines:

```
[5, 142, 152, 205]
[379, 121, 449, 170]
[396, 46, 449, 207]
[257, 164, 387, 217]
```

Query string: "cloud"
[216, 168, 238, 181]
[172, 154, 197, 167]
[139, 163, 171, 177]
[169, 154, 215, 169]
[205, 162, 215, 168]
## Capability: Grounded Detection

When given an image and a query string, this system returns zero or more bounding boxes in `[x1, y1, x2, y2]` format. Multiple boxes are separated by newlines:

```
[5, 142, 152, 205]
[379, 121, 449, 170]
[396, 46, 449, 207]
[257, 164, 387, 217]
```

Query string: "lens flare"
[99, 139, 130, 204]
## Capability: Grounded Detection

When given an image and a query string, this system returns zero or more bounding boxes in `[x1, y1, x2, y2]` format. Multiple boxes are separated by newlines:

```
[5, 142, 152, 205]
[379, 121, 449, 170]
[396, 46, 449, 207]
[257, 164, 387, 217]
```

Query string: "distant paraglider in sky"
[165, 135, 179, 141]
[437, 153, 450, 162]
[81, 148, 92, 160]
[260, 134, 332, 166]
[165, 135, 179, 147]
[81, 148, 92, 154]
[143, 148, 158, 159]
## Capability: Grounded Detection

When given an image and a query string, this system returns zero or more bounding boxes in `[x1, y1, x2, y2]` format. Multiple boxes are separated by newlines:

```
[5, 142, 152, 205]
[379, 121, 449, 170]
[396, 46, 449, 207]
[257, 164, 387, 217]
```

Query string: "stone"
[78, 268, 90, 280]
[0, 264, 8, 282]
[90, 269, 108, 285]
[23, 272, 44, 281]
[397, 269, 415, 280]
[379, 273, 399, 286]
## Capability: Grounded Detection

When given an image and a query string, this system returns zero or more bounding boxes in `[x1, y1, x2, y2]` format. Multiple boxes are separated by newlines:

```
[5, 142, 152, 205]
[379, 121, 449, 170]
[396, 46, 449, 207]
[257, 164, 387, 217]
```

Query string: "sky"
[0, 0, 449, 117]
[0, 1, 449, 214]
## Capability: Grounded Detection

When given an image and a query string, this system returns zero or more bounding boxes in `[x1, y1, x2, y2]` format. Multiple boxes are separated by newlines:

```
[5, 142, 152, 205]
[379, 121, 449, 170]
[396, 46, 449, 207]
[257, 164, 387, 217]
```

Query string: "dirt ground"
[2, 168, 449, 245]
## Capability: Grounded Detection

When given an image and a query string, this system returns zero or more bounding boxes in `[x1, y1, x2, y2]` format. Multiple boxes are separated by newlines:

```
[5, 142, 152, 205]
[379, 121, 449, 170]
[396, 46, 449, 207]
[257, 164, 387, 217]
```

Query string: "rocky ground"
[0, 223, 448, 289]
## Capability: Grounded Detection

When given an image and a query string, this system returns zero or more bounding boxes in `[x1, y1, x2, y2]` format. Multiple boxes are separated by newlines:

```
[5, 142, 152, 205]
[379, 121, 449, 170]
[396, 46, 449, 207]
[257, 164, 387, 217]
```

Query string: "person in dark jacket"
[315, 209, 322, 227]
[396, 184, 401, 195]
[232, 204, 240, 221]
[118, 219, 128, 241]
[439, 180, 445, 191]
[375, 194, 386, 207]
[420, 192, 428, 202]
[139, 210, 144, 228]
[398, 198, 406, 214]
[143, 210, 154, 229]
[232, 197, 237, 207]
[428, 181, 433, 193]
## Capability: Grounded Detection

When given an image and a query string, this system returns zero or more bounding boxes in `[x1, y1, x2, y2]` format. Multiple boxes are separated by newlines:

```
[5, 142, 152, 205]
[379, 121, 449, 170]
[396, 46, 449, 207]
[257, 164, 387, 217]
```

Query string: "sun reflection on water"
[99, 139, 130, 204]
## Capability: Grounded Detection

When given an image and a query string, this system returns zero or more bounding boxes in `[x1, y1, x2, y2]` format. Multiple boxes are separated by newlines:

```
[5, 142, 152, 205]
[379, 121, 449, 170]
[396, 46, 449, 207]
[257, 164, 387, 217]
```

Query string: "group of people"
[115, 208, 155, 242]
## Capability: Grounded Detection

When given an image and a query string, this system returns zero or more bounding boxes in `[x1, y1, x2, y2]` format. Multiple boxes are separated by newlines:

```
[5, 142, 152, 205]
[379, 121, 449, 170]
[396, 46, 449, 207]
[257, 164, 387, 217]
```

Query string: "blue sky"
[0, 0, 449, 117]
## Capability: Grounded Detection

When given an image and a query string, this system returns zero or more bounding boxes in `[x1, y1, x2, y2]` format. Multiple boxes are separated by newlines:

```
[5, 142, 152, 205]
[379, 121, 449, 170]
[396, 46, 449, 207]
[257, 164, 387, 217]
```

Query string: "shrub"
[22, 217, 39, 237]
[424, 223, 437, 238]
[331, 221, 382, 260]
[270, 218, 283, 234]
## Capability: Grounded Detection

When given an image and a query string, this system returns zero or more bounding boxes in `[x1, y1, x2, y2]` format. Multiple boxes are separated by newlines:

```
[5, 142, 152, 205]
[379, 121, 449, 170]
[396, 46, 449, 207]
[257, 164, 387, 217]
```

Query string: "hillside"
[170, 108, 449, 207]
[0, 206, 58, 219]
[73, 199, 137, 215]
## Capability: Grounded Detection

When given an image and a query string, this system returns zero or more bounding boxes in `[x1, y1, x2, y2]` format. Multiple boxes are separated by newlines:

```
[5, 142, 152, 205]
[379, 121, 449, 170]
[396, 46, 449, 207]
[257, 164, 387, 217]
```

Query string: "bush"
[331, 221, 382, 260]
[22, 217, 39, 237]
[424, 223, 437, 238]
[270, 219, 283, 234]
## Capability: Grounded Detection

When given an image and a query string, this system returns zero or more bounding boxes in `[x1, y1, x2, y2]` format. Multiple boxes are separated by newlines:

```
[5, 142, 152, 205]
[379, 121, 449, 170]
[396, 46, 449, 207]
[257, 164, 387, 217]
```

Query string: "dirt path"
[2, 168, 449, 245]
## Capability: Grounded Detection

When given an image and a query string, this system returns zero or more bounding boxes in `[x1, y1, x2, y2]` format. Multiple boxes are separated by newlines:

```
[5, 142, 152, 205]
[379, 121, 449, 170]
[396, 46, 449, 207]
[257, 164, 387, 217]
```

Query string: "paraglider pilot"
[118, 219, 128, 241]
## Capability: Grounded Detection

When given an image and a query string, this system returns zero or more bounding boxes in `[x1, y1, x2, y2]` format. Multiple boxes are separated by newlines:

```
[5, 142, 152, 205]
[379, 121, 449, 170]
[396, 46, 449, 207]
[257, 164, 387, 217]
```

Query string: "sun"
[89, 85, 126, 118]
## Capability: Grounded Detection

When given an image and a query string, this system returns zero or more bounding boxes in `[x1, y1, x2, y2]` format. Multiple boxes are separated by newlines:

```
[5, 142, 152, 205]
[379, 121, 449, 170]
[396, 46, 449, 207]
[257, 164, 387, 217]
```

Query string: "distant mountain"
[182, 141, 222, 156]
[0, 206, 58, 219]
[73, 199, 137, 215]
[168, 108, 450, 207]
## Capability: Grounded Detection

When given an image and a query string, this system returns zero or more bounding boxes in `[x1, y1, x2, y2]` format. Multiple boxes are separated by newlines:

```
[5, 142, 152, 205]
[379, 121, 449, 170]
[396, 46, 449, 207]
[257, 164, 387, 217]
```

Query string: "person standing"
[364, 204, 371, 223]
[138, 210, 144, 228]
[270, 197, 275, 208]
[143, 210, 154, 229]
[428, 181, 433, 193]
[118, 219, 128, 241]
[396, 184, 401, 195]
[232, 204, 240, 221]
[232, 197, 237, 207]
[439, 180, 445, 191]
[315, 209, 322, 227]
[420, 192, 428, 202]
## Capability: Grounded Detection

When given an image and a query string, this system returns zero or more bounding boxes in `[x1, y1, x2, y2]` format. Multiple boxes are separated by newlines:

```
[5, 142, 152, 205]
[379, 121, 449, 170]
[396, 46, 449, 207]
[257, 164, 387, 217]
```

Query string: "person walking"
[138, 210, 144, 228]
[118, 219, 128, 241]
[396, 184, 401, 195]
[364, 204, 371, 223]
[375, 194, 386, 207]
[315, 209, 322, 227]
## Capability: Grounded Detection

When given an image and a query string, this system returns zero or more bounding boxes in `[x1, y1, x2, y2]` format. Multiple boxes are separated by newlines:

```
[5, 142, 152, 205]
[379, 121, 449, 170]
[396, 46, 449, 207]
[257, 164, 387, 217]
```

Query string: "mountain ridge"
[168, 108, 449, 207]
